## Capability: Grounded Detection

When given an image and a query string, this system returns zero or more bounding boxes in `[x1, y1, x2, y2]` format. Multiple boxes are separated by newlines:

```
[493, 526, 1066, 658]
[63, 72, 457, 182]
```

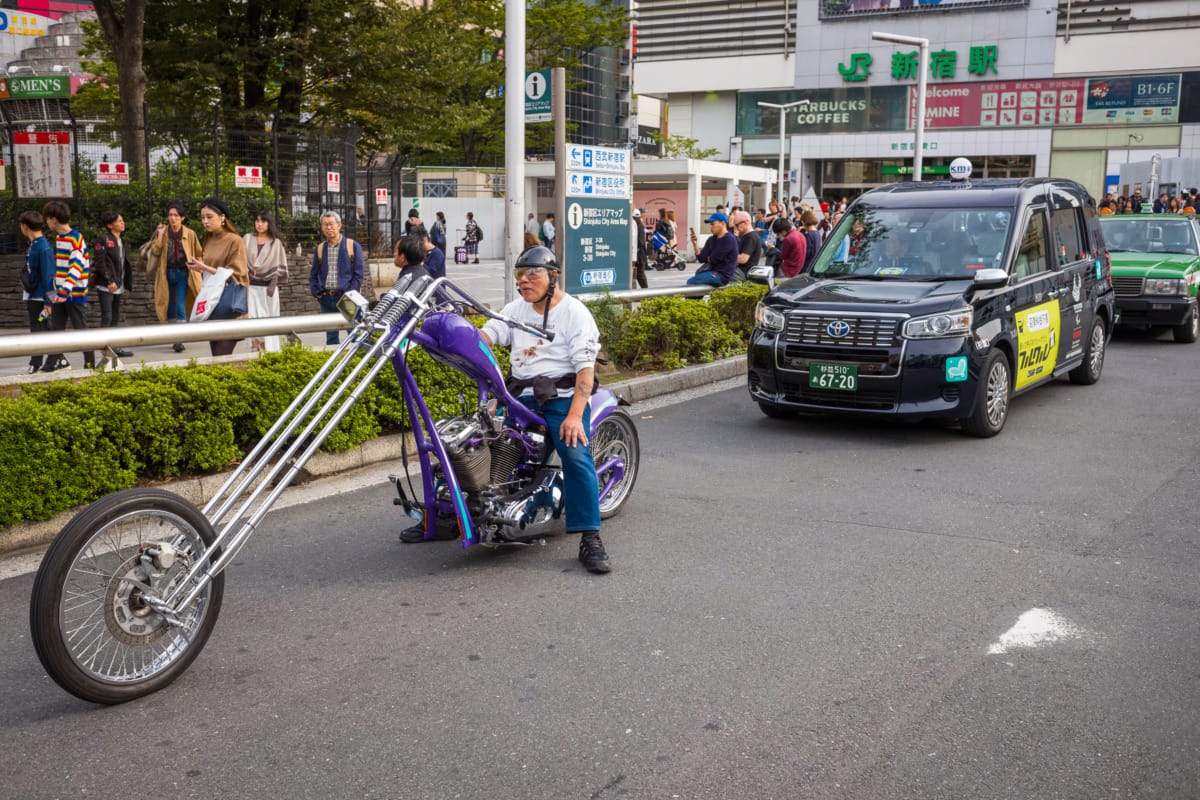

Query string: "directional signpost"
[562, 144, 631, 294]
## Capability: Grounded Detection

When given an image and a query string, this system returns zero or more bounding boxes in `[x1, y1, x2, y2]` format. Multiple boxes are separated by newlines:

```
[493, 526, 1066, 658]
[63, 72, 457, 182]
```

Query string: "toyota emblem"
[826, 320, 851, 338]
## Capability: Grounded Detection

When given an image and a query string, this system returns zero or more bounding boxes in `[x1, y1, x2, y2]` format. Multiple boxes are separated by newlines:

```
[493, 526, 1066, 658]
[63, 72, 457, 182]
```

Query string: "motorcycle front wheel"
[592, 409, 640, 519]
[30, 488, 224, 705]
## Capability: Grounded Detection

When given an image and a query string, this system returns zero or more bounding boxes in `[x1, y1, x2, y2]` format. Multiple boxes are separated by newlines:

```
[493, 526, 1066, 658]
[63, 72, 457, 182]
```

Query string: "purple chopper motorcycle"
[29, 270, 640, 704]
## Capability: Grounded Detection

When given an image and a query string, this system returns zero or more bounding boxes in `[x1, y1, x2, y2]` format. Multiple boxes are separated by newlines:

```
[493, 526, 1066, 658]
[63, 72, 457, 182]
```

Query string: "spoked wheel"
[30, 489, 224, 705]
[591, 409, 640, 519]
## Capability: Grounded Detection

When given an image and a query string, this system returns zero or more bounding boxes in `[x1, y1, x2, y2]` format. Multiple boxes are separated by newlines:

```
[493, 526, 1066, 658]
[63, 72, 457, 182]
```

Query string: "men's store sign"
[1, 75, 70, 99]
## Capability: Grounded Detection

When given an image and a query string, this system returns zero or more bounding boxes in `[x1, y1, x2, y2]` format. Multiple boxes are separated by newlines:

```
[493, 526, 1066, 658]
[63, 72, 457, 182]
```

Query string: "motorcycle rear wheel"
[592, 409, 640, 519]
[30, 488, 224, 705]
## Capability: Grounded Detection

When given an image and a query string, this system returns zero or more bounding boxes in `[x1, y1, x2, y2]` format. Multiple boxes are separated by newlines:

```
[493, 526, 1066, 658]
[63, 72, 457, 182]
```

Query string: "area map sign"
[562, 143, 632, 294]
[563, 199, 631, 295]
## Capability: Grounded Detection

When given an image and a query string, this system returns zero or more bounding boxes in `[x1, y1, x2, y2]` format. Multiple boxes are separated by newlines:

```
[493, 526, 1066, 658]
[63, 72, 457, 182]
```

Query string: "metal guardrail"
[0, 314, 351, 359]
[576, 285, 712, 303]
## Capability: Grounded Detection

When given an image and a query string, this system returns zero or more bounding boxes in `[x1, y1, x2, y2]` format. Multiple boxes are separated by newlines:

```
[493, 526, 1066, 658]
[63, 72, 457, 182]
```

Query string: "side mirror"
[972, 268, 1009, 290]
[747, 265, 775, 288]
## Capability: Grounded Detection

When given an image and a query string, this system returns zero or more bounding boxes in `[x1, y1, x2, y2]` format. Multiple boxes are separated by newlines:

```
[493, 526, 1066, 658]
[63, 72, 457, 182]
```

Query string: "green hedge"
[0, 285, 760, 529]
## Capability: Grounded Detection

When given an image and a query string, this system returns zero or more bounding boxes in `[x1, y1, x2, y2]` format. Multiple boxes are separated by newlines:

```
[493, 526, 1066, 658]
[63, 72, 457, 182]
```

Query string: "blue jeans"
[317, 293, 341, 344]
[167, 268, 190, 321]
[518, 394, 600, 533]
[686, 270, 726, 287]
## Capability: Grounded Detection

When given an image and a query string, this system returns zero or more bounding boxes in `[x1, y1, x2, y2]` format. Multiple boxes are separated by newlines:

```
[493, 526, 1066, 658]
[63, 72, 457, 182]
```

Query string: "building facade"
[635, 0, 1200, 203]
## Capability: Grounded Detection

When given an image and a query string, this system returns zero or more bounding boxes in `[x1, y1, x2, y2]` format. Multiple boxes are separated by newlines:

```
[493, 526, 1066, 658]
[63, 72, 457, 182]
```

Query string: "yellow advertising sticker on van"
[1014, 300, 1059, 390]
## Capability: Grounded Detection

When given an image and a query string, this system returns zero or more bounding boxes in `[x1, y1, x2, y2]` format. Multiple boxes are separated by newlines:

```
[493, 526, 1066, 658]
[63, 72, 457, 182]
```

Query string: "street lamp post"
[757, 99, 810, 203]
[872, 32, 929, 181]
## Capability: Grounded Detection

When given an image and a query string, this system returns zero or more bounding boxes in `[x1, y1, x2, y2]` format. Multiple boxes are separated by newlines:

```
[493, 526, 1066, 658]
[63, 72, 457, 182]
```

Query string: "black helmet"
[515, 245, 558, 271]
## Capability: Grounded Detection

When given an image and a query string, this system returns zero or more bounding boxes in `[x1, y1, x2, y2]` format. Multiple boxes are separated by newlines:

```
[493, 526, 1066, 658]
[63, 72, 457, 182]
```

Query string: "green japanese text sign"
[562, 198, 632, 295]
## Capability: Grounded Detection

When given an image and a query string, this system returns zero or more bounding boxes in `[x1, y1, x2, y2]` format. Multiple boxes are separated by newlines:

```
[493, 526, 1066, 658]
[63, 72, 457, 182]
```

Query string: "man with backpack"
[308, 211, 364, 345]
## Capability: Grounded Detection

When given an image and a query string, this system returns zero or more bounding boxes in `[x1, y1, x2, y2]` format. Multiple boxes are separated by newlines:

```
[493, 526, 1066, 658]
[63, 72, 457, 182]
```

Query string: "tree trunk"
[92, 0, 148, 179]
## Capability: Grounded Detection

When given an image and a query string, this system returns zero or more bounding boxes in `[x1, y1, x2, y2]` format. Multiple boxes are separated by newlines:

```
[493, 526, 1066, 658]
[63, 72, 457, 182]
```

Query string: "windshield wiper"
[818, 272, 889, 280]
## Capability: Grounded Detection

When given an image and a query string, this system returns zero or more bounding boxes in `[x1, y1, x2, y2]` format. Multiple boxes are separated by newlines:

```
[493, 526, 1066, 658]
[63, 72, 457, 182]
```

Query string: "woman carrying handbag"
[186, 198, 250, 357]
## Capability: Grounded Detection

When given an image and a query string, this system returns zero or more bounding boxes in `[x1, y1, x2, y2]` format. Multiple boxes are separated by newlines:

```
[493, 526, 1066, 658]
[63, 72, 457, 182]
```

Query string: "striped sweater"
[53, 228, 90, 303]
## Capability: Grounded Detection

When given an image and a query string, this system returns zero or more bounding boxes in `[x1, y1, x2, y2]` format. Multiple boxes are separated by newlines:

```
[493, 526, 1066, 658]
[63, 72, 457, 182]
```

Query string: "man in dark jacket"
[309, 211, 365, 345]
[687, 212, 739, 286]
[91, 210, 134, 357]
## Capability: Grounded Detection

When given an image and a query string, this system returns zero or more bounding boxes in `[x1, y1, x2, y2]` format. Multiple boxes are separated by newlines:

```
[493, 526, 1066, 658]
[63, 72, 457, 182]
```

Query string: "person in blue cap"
[686, 211, 739, 286]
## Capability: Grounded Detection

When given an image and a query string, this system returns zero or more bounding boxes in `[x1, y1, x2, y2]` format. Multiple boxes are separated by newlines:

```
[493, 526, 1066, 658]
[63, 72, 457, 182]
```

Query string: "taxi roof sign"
[949, 158, 973, 181]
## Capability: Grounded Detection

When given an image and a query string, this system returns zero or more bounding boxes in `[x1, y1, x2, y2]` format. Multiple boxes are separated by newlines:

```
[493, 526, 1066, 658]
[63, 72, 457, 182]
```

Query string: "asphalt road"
[1, 328, 1197, 800]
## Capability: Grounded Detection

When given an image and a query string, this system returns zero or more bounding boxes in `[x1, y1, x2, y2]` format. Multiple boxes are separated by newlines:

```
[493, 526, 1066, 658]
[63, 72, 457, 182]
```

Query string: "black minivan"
[747, 174, 1115, 436]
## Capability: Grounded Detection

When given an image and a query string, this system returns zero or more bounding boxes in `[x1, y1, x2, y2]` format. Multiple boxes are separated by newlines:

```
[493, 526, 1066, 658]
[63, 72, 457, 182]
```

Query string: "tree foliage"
[75, 0, 629, 167]
[650, 132, 720, 160]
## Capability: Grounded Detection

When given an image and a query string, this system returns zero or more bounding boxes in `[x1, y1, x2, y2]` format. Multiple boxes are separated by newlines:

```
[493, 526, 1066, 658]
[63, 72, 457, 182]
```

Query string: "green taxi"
[1098, 214, 1200, 343]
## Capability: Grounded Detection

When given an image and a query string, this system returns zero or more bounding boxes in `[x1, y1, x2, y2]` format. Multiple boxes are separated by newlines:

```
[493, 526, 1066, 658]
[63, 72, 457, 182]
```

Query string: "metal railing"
[0, 315, 350, 360]
[0, 283, 721, 363]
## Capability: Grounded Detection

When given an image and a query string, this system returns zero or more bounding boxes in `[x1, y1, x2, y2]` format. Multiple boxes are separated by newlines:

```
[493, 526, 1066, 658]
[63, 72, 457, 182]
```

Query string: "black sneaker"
[114, 348, 134, 358]
[578, 532, 611, 574]
[40, 358, 70, 373]
[399, 522, 459, 543]
[25, 364, 40, 375]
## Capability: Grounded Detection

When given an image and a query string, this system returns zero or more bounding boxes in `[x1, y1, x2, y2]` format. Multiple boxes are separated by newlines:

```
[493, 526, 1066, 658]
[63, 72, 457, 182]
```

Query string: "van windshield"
[813, 207, 1014, 280]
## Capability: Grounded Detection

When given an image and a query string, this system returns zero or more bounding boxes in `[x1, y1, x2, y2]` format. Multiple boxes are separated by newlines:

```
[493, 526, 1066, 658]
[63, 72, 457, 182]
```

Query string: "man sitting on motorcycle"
[479, 246, 612, 573]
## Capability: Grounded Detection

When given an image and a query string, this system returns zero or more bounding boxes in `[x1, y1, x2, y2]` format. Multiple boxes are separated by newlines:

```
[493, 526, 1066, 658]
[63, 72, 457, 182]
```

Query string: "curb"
[0, 355, 746, 559]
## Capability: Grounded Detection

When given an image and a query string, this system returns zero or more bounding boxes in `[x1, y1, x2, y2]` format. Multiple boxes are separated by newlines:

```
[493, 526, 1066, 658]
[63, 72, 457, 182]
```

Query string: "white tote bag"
[190, 267, 234, 322]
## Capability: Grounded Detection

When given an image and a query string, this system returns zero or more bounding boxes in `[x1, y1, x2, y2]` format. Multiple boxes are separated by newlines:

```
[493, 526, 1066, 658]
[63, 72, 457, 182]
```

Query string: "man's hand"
[560, 413, 589, 448]
[107, 282, 118, 293]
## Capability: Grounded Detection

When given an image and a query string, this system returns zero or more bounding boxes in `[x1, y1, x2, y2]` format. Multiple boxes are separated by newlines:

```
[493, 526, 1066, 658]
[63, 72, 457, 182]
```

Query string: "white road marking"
[987, 607, 1084, 655]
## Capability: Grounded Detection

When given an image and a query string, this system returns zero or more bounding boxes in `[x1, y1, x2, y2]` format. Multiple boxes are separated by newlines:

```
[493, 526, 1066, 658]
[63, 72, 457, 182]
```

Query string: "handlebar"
[423, 277, 555, 342]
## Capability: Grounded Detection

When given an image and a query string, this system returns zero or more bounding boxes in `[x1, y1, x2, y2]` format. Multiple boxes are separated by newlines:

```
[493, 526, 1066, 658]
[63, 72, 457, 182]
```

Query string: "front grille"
[779, 381, 897, 411]
[782, 345, 900, 375]
[1112, 276, 1144, 297]
[785, 313, 902, 347]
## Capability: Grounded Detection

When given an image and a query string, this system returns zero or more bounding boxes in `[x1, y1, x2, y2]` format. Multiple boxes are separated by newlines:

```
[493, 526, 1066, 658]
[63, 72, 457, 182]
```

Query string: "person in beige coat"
[146, 201, 204, 352]
[187, 197, 249, 357]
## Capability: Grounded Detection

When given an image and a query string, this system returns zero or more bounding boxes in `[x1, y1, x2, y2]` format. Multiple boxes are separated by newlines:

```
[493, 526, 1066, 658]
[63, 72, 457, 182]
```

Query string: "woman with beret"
[147, 200, 204, 352]
[187, 198, 249, 356]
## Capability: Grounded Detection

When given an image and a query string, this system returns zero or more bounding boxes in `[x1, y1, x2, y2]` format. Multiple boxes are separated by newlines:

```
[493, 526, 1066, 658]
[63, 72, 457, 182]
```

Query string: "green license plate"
[809, 362, 858, 392]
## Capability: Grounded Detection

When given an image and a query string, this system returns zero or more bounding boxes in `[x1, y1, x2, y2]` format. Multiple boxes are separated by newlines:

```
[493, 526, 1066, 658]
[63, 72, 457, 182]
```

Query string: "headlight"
[903, 308, 973, 339]
[1143, 278, 1187, 296]
[336, 289, 370, 324]
[755, 302, 786, 333]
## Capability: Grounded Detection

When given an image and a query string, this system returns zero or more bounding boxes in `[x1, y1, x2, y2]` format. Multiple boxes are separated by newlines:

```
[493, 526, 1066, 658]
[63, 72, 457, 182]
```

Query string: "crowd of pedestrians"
[1099, 187, 1198, 215]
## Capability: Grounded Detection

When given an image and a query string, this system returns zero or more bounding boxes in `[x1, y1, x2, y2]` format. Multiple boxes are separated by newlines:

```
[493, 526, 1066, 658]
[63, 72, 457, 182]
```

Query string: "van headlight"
[755, 302, 786, 333]
[903, 308, 973, 339]
[1143, 278, 1187, 296]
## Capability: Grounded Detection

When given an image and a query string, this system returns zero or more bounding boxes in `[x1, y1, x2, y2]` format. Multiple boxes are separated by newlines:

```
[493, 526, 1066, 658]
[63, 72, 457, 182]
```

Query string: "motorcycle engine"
[434, 415, 491, 493]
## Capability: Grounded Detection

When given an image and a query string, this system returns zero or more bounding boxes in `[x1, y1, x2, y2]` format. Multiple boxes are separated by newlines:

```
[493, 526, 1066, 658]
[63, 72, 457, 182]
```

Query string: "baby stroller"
[649, 230, 687, 271]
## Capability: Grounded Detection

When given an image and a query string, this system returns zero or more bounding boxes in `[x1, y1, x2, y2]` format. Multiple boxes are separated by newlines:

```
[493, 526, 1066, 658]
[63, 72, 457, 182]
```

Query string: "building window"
[422, 179, 457, 198]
